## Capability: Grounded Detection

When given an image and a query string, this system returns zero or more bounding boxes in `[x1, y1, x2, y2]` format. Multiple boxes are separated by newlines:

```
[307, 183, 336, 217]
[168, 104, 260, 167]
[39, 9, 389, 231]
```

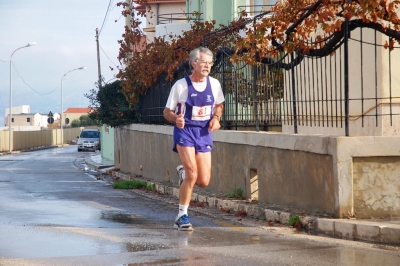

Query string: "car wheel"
[78, 148, 82, 152]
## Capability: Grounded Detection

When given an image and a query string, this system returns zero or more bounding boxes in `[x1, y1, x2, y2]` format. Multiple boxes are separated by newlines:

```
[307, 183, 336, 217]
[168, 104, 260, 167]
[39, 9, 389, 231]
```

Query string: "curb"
[85, 157, 114, 170]
[112, 171, 400, 246]
[1, 145, 59, 155]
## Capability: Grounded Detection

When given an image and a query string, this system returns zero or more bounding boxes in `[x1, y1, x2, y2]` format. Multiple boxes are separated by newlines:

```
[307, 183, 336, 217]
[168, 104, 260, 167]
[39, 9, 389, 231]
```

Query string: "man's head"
[189, 47, 214, 78]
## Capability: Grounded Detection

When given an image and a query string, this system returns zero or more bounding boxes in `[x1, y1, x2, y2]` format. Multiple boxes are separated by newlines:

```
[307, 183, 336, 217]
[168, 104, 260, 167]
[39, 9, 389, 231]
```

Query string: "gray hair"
[189, 47, 213, 70]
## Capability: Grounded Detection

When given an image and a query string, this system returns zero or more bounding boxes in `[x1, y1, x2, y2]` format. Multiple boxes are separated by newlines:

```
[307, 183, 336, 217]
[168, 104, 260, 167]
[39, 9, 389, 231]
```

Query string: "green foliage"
[146, 183, 156, 191]
[79, 115, 99, 126]
[71, 115, 99, 127]
[71, 119, 80, 127]
[226, 187, 244, 199]
[70, 115, 98, 127]
[113, 180, 149, 190]
[288, 215, 300, 226]
[85, 80, 138, 127]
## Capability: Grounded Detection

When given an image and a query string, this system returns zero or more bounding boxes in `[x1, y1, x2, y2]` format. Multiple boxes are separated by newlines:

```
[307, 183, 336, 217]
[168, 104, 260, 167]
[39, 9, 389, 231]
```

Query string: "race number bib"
[191, 105, 212, 121]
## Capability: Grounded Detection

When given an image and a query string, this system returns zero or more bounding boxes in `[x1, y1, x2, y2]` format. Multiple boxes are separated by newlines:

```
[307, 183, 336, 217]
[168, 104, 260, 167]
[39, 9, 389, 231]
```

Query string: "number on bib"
[191, 105, 212, 121]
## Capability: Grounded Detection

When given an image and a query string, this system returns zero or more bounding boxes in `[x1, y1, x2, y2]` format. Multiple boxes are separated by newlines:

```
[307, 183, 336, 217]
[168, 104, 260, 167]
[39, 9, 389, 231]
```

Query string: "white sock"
[178, 204, 188, 218]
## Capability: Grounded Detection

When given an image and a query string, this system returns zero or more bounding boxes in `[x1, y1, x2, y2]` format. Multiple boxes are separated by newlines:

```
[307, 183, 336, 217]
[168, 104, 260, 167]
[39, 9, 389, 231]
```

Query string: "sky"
[0, 0, 138, 126]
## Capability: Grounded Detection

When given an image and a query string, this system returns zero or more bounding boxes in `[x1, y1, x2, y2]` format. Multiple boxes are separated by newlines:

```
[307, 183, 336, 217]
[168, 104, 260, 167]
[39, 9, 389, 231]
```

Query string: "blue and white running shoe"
[174, 214, 193, 231]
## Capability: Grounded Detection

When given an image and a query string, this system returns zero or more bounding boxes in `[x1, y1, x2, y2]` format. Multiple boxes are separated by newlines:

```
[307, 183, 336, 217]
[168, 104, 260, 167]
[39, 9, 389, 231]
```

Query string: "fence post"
[253, 63, 259, 132]
[222, 50, 227, 130]
[290, 53, 298, 134]
[344, 3, 350, 136]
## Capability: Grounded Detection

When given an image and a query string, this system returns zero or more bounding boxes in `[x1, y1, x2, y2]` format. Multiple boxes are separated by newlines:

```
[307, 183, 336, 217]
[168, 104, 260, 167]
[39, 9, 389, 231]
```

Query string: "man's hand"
[176, 113, 185, 129]
[208, 116, 221, 132]
[163, 108, 185, 128]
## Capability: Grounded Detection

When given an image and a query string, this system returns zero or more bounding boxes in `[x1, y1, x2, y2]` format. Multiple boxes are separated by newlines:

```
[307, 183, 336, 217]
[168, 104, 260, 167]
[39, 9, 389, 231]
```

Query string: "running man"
[163, 47, 224, 231]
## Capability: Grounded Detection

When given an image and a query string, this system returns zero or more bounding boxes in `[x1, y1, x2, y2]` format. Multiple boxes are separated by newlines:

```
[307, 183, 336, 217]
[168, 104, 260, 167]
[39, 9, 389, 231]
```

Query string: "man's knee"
[185, 168, 198, 184]
[196, 180, 210, 187]
[196, 177, 210, 187]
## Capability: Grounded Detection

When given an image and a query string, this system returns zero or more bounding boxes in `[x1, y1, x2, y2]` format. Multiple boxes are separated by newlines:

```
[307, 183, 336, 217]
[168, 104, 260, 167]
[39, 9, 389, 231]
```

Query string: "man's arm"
[163, 108, 185, 129]
[209, 103, 224, 132]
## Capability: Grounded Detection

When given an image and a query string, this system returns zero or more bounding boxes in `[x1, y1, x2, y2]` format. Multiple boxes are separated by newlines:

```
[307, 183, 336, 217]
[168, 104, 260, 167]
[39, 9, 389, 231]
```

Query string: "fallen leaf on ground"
[235, 211, 247, 217]
[220, 207, 230, 213]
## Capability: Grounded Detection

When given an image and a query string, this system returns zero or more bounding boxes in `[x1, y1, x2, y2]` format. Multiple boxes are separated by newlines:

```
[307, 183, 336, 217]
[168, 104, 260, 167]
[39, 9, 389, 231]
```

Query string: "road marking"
[214, 220, 246, 231]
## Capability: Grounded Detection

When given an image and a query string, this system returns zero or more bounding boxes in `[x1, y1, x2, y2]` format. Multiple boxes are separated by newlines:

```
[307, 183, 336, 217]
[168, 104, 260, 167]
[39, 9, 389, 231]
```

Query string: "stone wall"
[115, 124, 400, 219]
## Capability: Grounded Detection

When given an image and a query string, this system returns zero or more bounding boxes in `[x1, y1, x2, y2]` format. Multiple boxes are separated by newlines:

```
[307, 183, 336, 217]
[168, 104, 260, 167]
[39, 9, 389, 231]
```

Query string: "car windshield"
[80, 131, 99, 138]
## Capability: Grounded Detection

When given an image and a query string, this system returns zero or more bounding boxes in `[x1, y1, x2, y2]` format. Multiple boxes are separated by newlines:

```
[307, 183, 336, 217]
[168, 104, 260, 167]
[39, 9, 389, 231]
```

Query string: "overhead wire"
[99, 0, 114, 36]
[99, 44, 119, 68]
[12, 62, 59, 96]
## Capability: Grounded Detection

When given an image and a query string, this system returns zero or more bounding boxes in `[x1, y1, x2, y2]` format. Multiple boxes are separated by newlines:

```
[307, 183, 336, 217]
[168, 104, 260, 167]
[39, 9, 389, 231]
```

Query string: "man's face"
[192, 52, 213, 78]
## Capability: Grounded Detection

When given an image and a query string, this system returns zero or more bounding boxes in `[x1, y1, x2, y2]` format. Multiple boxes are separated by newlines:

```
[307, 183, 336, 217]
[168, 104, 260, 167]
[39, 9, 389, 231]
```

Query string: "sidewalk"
[85, 154, 114, 169]
[85, 154, 400, 246]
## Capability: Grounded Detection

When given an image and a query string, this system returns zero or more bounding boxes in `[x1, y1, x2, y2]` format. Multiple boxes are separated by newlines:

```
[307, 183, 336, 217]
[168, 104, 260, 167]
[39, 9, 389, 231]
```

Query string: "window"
[11, 118, 14, 123]
[27, 118, 31, 122]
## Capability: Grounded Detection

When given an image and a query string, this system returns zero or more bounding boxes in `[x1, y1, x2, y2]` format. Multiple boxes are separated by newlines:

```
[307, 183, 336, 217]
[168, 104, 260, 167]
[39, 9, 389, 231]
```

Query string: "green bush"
[226, 187, 244, 199]
[289, 215, 300, 226]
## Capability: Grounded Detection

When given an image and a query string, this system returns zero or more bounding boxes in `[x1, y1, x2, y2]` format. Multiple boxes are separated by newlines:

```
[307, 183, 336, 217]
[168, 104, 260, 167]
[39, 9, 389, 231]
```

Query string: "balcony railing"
[237, 5, 275, 17]
[157, 12, 203, 25]
[134, 0, 185, 4]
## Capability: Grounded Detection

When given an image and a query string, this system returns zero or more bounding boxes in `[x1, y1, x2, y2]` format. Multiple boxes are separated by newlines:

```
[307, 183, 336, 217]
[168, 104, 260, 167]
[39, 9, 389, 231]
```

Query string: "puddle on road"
[0, 224, 121, 258]
[101, 212, 158, 226]
[118, 257, 203, 266]
[0, 223, 170, 258]
[124, 242, 169, 252]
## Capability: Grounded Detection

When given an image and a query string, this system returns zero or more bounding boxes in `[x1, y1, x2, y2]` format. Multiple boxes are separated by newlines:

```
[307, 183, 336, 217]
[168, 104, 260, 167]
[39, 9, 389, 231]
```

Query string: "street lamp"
[60, 66, 86, 146]
[9, 42, 36, 153]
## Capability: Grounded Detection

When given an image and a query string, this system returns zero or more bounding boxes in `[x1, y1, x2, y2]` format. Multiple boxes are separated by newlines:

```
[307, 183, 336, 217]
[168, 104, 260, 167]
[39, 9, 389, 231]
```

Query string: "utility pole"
[125, 0, 134, 62]
[95, 28, 102, 88]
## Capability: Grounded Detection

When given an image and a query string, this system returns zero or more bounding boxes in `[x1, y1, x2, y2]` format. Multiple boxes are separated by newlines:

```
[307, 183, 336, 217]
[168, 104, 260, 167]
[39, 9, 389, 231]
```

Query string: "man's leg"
[194, 151, 211, 187]
[176, 146, 212, 199]
[173, 145, 196, 230]
[174, 146, 212, 231]
[176, 145, 197, 206]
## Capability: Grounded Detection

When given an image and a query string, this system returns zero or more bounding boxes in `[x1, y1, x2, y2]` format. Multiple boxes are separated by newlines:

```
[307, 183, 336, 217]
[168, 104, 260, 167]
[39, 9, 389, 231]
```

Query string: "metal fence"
[280, 28, 400, 136]
[138, 14, 400, 135]
[138, 51, 285, 131]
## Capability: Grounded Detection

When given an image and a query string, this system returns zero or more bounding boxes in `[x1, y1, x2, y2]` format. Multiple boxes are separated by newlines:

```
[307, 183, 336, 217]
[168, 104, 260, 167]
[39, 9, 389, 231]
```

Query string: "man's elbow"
[163, 108, 170, 120]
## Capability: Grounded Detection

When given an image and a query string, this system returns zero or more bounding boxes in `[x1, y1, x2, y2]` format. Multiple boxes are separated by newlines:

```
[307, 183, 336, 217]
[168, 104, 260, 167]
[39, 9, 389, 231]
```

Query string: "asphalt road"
[0, 146, 399, 266]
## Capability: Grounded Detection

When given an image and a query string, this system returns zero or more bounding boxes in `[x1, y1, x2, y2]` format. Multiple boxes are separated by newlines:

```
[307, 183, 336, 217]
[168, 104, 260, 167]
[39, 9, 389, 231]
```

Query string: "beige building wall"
[63, 112, 88, 126]
[6, 113, 42, 127]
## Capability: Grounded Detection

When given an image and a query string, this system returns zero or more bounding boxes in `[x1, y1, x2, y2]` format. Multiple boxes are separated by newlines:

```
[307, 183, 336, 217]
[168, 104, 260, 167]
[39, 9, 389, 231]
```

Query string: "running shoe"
[174, 214, 193, 231]
[176, 165, 185, 186]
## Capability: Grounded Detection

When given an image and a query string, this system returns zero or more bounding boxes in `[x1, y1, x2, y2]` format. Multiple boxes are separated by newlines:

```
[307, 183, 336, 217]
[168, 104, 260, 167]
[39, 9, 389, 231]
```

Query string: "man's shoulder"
[208, 76, 221, 87]
[173, 77, 189, 88]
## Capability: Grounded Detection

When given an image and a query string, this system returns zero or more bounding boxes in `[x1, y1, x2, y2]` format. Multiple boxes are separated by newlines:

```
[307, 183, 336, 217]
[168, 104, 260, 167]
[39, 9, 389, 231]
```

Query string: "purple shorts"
[173, 126, 213, 153]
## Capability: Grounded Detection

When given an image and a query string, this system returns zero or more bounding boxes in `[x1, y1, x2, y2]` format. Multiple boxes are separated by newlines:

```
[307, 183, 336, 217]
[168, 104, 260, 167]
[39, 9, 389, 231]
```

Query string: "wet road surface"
[0, 146, 399, 265]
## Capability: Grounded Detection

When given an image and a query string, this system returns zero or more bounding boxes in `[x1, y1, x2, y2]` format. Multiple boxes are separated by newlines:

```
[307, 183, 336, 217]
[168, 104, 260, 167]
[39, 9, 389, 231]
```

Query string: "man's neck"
[190, 73, 207, 82]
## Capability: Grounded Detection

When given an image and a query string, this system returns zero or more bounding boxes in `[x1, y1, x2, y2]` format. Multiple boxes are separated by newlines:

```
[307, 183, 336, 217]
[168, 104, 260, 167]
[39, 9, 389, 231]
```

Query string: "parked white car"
[77, 129, 100, 152]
